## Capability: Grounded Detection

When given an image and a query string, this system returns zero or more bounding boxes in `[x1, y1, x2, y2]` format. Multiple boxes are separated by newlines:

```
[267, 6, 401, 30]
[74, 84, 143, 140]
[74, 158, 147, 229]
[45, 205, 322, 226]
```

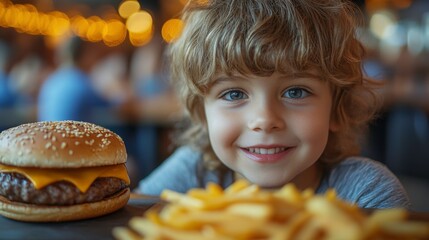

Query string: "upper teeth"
[248, 147, 285, 154]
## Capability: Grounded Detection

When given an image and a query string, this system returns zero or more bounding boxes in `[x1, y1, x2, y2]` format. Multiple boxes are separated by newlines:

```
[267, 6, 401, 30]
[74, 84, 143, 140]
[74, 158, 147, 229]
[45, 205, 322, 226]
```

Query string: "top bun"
[0, 121, 127, 168]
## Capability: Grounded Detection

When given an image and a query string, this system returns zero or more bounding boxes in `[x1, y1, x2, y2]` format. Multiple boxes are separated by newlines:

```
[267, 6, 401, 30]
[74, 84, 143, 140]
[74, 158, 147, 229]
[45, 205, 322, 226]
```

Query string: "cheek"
[291, 107, 332, 152]
[205, 107, 241, 151]
[306, 118, 330, 148]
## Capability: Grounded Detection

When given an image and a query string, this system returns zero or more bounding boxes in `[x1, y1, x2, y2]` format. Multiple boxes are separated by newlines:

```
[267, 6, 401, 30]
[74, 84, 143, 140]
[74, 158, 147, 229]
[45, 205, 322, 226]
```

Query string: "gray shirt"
[136, 146, 410, 209]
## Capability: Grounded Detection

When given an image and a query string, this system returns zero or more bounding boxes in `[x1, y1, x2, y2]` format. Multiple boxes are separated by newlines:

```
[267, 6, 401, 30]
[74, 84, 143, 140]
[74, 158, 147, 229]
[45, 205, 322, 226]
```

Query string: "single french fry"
[274, 183, 303, 206]
[145, 210, 164, 226]
[128, 218, 161, 239]
[236, 184, 261, 195]
[224, 179, 250, 194]
[161, 189, 205, 208]
[301, 188, 314, 200]
[226, 202, 273, 220]
[187, 188, 216, 201]
[211, 217, 267, 239]
[293, 217, 324, 240]
[159, 204, 191, 226]
[112, 227, 142, 240]
[324, 188, 337, 201]
[206, 182, 224, 196]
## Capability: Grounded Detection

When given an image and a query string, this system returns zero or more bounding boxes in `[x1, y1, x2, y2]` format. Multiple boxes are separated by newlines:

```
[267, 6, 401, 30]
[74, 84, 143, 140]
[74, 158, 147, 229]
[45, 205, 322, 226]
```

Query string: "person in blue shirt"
[37, 37, 113, 122]
[0, 33, 17, 109]
[0, 73, 14, 108]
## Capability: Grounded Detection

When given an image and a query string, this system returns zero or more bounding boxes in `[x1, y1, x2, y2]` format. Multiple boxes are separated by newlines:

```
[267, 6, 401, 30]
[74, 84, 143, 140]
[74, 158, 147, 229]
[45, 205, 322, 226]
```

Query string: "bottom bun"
[0, 188, 130, 222]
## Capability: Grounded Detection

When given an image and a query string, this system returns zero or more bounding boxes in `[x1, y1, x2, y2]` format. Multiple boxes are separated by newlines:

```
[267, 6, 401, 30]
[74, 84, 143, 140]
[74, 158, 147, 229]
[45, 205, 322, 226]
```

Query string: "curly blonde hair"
[169, 0, 381, 170]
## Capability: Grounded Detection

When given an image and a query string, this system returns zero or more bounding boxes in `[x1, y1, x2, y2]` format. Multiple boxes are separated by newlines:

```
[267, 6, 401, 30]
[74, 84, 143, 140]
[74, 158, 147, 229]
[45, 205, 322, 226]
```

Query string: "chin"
[243, 173, 289, 189]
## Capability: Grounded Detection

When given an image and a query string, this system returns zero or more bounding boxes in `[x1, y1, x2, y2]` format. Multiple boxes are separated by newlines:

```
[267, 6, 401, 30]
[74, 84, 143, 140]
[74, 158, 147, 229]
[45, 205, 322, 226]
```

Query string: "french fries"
[113, 180, 429, 240]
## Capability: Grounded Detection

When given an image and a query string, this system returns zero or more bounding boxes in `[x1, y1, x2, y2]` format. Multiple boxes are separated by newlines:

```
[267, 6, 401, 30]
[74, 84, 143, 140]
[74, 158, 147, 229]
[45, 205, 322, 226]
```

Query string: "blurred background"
[0, 0, 428, 210]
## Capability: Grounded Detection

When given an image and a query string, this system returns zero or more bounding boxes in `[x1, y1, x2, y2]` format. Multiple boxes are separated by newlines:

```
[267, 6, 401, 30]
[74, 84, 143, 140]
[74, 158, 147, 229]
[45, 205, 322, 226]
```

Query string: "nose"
[247, 101, 285, 132]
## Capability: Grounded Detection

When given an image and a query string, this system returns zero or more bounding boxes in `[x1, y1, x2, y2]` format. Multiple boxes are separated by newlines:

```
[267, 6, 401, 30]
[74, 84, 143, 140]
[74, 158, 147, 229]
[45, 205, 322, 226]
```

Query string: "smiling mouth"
[246, 147, 287, 154]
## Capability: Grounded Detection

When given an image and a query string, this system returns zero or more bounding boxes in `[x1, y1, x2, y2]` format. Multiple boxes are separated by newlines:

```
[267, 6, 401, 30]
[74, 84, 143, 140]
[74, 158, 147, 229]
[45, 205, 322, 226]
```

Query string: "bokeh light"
[126, 10, 153, 46]
[161, 18, 183, 43]
[118, 0, 140, 19]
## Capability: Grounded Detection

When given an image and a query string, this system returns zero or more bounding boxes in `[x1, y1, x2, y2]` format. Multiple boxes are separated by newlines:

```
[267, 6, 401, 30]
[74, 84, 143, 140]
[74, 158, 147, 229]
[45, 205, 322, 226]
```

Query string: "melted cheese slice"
[0, 163, 130, 193]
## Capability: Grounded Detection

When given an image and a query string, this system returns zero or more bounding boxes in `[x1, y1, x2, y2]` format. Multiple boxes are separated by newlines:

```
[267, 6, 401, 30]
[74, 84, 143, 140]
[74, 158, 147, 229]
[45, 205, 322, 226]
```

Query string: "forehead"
[212, 70, 322, 83]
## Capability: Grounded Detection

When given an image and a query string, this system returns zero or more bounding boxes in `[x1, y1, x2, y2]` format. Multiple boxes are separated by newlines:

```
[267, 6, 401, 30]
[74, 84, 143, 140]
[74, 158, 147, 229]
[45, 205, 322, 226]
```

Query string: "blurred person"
[90, 50, 132, 105]
[0, 34, 15, 108]
[37, 36, 132, 123]
[135, 0, 409, 209]
[0, 30, 17, 133]
[7, 34, 55, 107]
[1, 32, 54, 107]
[0, 31, 53, 131]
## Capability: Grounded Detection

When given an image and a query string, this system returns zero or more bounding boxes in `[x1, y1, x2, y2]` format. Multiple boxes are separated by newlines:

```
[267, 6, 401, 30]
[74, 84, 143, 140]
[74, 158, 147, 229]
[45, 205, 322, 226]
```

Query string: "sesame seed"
[85, 139, 95, 146]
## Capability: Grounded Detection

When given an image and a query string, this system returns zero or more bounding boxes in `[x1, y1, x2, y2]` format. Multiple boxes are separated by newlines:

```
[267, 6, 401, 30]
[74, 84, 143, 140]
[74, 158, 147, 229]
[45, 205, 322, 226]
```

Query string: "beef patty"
[0, 172, 128, 205]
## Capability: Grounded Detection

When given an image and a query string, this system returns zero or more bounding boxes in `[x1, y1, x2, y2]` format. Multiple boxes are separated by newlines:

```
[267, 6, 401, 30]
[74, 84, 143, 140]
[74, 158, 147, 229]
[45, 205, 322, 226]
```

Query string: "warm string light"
[162, 18, 183, 43]
[0, 0, 184, 47]
[125, 10, 153, 46]
[365, 0, 428, 62]
[365, 0, 413, 14]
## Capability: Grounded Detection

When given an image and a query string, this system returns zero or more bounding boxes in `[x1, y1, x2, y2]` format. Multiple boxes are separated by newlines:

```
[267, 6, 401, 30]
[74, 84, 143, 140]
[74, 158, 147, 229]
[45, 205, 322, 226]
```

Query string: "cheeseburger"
[0, 120, 130, 222]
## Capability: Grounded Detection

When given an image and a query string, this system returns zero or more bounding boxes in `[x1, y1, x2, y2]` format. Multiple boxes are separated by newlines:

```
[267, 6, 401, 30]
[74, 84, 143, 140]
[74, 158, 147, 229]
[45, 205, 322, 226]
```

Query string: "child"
[136, 0, 410, 209]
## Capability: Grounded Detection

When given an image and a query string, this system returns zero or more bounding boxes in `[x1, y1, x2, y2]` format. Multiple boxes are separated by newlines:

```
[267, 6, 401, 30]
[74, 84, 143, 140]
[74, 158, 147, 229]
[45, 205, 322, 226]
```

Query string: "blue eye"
[221, 90, 248, 101]
[283, 88, 309, 99]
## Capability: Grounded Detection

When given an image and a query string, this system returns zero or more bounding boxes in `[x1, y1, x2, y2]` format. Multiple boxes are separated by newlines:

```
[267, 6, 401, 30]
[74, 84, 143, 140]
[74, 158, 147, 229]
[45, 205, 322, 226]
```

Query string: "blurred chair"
[385, 106, 429, 179]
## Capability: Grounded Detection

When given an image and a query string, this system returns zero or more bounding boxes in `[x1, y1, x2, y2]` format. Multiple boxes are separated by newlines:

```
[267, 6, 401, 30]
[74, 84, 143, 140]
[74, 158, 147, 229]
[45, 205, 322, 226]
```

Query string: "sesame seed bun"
[0, 121, 127, 168]
[0, 121, 130, 222]
[0, 188, 130, 222]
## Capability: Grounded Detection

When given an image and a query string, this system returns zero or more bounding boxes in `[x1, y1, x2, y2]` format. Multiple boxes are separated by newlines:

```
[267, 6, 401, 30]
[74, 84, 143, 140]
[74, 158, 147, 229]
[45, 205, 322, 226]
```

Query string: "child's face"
[204, 72, 336, 188]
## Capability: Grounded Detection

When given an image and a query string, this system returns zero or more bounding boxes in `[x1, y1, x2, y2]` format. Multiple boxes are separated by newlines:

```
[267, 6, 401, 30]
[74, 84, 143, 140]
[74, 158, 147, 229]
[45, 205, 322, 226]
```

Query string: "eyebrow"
[283, 72, 321, 80]
[212, 72, 320, 84]
[210, 75, 245, 87]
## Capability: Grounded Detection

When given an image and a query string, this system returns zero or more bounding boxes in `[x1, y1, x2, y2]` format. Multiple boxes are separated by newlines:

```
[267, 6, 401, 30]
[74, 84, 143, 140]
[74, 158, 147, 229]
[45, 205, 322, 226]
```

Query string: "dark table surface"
[0, 196, 159, 240]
